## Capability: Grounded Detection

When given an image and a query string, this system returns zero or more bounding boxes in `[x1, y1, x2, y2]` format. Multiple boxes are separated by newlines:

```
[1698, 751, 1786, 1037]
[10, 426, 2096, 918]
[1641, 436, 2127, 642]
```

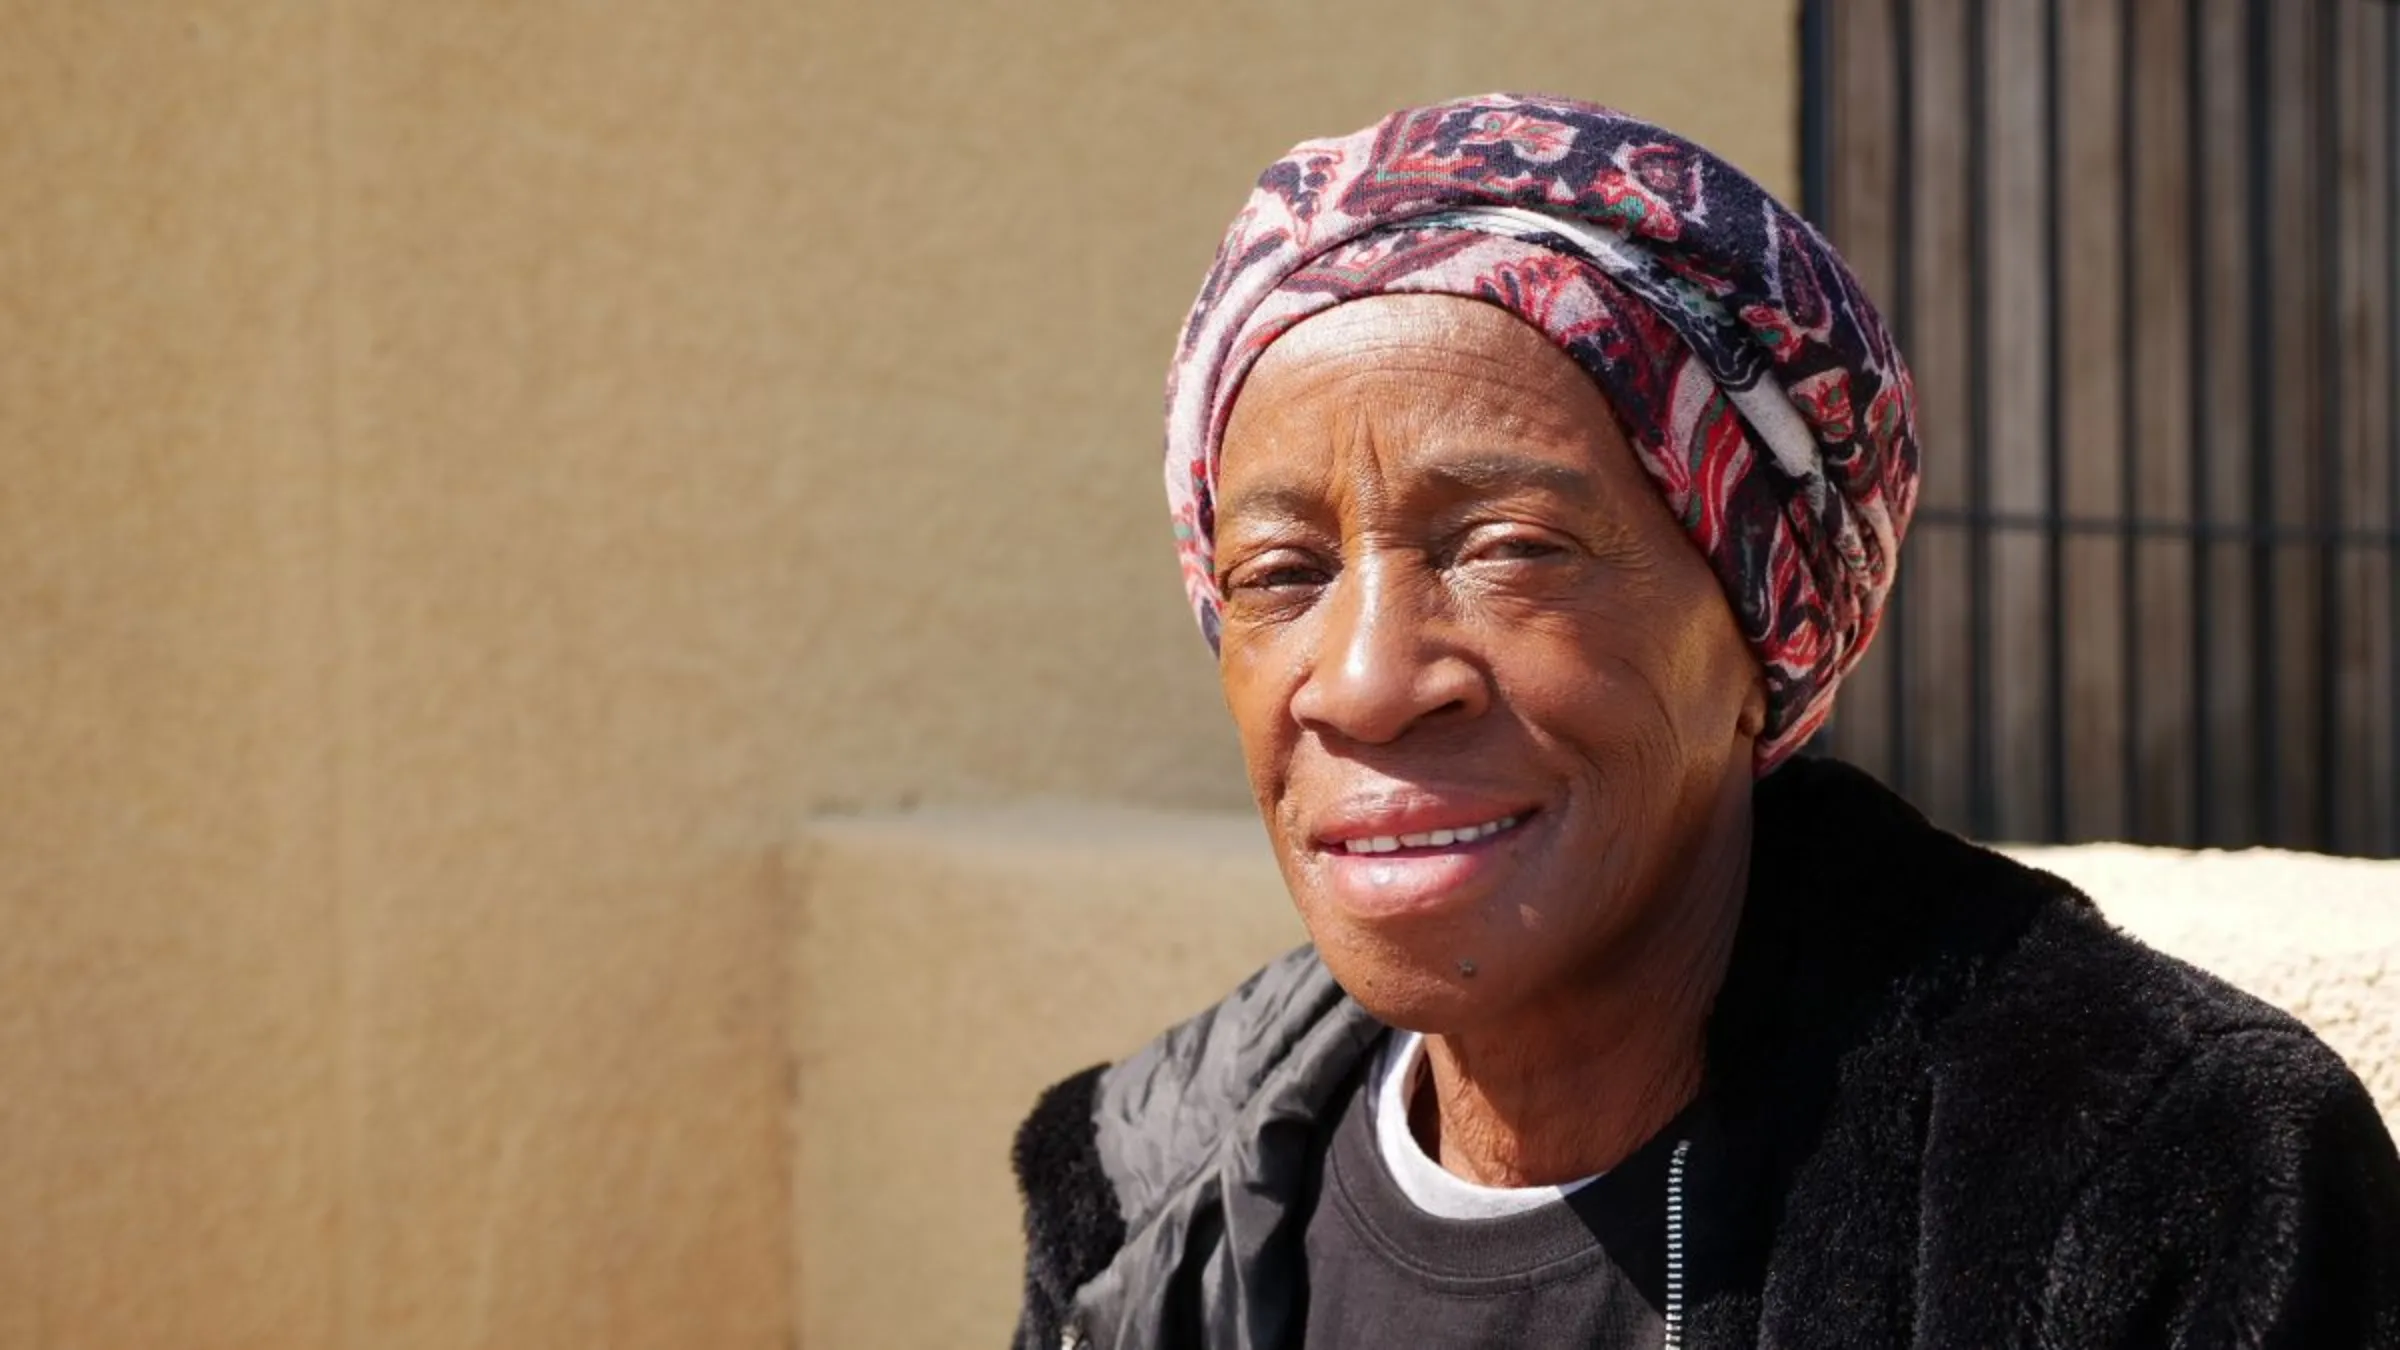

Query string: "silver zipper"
[1664, 1137, 1692, 1349]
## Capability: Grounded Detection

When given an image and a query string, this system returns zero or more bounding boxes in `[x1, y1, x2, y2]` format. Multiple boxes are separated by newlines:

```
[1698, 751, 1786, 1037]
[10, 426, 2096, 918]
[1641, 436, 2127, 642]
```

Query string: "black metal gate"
[1802, 0, 2400, 856]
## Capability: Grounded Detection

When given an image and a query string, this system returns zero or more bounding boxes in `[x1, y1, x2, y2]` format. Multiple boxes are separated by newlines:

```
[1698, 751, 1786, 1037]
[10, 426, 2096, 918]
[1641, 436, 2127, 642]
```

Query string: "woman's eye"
[1466, 534, 1567, 564]
[1228, 558, 1331, 593]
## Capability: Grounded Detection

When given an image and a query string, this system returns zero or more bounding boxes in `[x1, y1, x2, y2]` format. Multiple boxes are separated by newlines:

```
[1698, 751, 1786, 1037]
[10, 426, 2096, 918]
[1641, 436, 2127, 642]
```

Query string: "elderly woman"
[1010, 96, 2400, 1349]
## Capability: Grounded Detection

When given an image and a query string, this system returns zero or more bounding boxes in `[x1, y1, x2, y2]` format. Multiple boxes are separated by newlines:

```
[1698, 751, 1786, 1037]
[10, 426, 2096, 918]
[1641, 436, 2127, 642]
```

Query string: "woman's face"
[1213, 294, 1767, 1031]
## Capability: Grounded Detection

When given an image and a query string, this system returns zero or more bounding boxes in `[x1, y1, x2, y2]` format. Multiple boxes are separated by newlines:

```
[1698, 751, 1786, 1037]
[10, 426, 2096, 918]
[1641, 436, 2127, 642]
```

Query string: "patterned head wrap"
[1165, 94, 1920, 771]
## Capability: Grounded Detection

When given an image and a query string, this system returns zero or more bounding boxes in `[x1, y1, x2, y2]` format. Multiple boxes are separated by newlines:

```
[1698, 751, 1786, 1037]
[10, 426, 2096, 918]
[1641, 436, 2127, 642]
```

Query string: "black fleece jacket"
[1011, 758, 2400, 1348]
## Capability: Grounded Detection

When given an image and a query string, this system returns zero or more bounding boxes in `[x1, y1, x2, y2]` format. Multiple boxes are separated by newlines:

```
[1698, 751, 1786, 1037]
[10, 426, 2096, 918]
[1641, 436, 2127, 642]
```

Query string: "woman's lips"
[1314, 809, 1538, 919]
[1328, 813, 1523, 854]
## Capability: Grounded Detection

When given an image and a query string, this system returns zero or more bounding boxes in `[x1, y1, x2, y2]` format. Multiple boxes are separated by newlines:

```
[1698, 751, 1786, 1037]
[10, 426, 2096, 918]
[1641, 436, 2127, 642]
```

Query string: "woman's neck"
[1413, 769, 1753, 1187]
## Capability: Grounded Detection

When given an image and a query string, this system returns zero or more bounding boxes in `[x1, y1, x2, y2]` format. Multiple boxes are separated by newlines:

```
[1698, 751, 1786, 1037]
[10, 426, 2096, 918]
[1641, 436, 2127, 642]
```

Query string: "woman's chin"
[1302, 920, 1536, 1033]
[1317, 959, 1464, 1030]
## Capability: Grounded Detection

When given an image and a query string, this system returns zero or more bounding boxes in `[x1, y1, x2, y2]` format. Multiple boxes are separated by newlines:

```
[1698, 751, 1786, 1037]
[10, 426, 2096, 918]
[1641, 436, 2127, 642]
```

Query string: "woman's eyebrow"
[1214, 481, 1327, 529]
[1218, 455, 1601, 525]
[1419, 453, 1601, 505]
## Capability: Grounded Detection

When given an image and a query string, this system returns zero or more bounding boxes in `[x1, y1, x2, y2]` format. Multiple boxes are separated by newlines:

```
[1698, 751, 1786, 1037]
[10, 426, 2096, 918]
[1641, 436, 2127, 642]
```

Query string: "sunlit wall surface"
[0, 4, 1795, 1346]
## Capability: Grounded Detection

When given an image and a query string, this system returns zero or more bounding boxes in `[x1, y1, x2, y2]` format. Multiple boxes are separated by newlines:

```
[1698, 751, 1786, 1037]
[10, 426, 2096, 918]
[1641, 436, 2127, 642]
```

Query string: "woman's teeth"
[1339, 815, 1520, 855]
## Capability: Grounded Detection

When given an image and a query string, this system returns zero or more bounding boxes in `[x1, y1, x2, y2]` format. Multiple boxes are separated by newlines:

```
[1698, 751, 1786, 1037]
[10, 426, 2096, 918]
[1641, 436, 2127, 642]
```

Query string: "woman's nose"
[1286, 559, 1488, 745]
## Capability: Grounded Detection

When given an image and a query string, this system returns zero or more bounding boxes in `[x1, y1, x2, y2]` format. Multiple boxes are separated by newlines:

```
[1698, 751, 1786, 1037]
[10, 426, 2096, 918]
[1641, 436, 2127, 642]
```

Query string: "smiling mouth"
[1328, 813, 1530, 856]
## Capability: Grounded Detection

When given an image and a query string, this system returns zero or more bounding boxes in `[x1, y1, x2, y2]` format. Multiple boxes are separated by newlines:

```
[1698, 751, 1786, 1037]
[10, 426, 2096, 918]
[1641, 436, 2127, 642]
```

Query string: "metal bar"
[2314, 0, 2342, 852]
[1967, 0, 1997, 840]
[1800, 0, 1832, 229]
[2388, 1, 2399, 856]
[1891, 0, 1918, 802]
[2119, 0, 2144, 837]
[2043, 0, 2069, 841]
[2246, 0, 2279, 844]
[2187, 0, 2215, 845]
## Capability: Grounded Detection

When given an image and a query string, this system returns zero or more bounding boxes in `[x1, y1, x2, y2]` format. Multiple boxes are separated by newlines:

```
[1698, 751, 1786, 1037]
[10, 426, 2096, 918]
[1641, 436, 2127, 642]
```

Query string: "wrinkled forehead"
[1204, 225, 1685, 506]
[1214, 293, 1632, 505]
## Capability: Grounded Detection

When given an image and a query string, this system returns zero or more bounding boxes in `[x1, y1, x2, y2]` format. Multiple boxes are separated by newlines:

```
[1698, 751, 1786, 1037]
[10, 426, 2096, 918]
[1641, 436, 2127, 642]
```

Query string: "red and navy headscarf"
[1164, 94, 1920, 771]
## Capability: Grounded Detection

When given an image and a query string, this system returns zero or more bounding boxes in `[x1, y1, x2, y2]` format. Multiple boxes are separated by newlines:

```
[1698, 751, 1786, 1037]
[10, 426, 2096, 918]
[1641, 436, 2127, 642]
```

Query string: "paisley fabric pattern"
[1164, 94, 1920, 769]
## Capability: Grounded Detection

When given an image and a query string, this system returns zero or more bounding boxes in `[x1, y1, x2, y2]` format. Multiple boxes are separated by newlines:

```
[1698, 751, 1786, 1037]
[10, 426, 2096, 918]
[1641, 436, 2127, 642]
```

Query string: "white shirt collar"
[1369, 1029, 1603, 1221]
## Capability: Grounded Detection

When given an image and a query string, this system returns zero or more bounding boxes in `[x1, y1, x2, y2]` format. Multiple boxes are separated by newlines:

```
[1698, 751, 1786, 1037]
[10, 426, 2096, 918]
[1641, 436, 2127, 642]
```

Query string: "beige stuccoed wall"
[1, 11, 342, 1345]
[1, 2, 1793, 1346]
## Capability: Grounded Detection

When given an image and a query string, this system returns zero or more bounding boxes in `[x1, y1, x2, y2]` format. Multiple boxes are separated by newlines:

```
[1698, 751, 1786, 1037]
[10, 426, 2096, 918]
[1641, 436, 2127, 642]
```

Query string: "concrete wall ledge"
[2009, 844, 2400, 1119]
[793, 806, 2400, 1349]
[791, 805, 1303, 1350]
